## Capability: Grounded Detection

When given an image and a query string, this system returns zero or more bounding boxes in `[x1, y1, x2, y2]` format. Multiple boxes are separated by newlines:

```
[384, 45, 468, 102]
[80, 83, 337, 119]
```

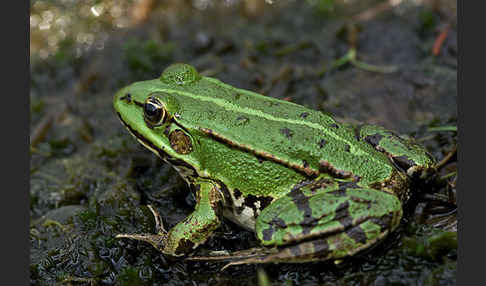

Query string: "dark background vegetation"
[30, 0, 457, 285]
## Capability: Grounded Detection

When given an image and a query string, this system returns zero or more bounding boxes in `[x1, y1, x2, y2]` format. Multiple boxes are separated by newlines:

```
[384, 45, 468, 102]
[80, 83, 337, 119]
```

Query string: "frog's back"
[153, 76, 395, 185]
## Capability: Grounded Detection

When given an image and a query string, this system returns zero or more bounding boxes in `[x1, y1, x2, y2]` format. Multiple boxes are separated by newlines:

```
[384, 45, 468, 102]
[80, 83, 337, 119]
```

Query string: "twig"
[319, 48, 397, 76]
[432, 24, 450, 56]
[435, 145, 457, 171]
[352, 0, 404, 23]
[30, 113, 54, 148]
[274, 41, 313, 57]
[30, 104, 68, 148]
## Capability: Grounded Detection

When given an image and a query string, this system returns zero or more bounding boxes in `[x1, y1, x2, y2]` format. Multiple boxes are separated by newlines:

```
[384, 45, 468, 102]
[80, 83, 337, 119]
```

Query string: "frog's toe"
[147, 204, 167, 234]
[116, 233, 167, 252]
[197, 240, 334, 268]
[186, 247, 280, 270]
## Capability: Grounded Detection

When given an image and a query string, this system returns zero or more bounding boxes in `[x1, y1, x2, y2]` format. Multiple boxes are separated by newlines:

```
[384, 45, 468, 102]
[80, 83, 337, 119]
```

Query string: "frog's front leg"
[116, 179, 223, 256]
[227, 182, 403, 266]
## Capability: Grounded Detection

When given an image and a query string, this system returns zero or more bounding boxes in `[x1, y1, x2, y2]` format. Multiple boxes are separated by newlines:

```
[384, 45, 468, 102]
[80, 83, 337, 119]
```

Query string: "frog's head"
[113, 64, 204, 178]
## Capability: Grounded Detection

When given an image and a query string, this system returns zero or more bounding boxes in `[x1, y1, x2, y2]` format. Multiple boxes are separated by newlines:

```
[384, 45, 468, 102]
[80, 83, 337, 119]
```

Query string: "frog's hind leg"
[241, 183, 403, 265]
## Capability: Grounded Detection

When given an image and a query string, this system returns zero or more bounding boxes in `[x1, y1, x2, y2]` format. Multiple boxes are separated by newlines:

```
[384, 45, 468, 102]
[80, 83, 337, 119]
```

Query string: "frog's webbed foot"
[115, 205, 168, 252]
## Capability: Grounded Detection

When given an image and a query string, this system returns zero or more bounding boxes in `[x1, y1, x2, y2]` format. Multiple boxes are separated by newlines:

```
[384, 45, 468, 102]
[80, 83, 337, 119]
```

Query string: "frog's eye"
[143, 96, 167, 126]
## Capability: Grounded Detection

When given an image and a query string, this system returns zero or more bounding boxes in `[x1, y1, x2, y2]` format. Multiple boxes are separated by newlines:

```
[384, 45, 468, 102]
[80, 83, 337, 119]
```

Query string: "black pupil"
[144, 101, 161, 121]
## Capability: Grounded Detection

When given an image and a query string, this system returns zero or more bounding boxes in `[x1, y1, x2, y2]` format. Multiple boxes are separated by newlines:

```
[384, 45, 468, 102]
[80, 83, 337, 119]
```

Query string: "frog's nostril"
[119, 93, 132, 103]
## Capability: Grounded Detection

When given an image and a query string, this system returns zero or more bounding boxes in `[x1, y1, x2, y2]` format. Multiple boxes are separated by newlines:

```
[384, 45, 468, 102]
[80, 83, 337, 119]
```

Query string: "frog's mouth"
[116, 111, 199, 180]
[116, 111, 168, 160]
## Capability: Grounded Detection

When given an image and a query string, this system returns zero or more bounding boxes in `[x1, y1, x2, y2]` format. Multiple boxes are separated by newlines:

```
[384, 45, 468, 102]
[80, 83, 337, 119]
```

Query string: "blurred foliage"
[306, 0, 336, 14]
[123, 39, 175, 75]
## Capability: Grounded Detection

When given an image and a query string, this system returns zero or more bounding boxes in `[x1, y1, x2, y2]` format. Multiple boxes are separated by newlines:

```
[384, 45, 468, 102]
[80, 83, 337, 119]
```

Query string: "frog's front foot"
[116, 180, 223, 257]
[116, 205, 168, 253]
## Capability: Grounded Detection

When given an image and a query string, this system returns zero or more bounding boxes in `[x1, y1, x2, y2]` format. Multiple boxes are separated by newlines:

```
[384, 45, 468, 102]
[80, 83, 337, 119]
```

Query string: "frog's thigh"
[255, 187, 402, 262]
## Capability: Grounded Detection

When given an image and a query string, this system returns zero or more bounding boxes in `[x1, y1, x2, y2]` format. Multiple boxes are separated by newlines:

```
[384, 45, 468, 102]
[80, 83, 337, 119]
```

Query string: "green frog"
[113, 63, 435, 266]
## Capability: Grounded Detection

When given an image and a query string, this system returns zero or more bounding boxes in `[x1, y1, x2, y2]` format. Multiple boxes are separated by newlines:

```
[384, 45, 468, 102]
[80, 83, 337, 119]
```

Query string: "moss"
[77, 209, 98, 228]
[418, 9, 438, 36]
[403, 230, 457, 262]
[118, 266, 144, 286]
[48, 138, 76, 157]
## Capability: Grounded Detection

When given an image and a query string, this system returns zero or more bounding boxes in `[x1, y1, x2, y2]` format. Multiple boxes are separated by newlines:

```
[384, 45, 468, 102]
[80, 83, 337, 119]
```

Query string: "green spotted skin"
[254, 179, 402, 263]
[113, 63, 435, 264]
